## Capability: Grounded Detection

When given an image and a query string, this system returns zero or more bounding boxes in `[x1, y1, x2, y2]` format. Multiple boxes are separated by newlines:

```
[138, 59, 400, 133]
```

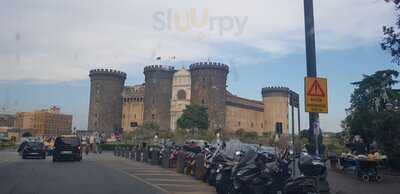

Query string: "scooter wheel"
[376, 175, 383, 182]
[361, 175, 370, 182]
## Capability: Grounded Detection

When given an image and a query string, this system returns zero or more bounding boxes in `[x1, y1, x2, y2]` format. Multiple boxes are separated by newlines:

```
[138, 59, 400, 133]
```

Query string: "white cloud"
[0, 0, 395, 82]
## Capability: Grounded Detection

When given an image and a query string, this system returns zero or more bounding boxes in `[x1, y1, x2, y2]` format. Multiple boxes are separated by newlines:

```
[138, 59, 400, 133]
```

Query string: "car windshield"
[57, 137, 79, 146]
[3, 2, 400, 194]
[238, 149, 258, 164]
[27, 142, 43, 148]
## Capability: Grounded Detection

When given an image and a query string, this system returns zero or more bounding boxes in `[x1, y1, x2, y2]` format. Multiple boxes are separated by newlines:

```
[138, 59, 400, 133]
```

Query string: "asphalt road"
[1, 150, 399, 194]
[0, 151, 164, 194]
[0, 151, 216, 194]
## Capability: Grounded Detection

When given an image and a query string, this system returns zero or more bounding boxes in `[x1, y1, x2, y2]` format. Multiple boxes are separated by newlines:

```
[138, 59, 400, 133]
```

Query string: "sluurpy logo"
[152, 8, 248, 37]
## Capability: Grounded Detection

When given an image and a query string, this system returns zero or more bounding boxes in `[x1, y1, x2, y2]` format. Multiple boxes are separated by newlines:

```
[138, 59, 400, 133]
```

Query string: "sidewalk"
[327, 168, 400, 194]
[97, 152, 216, 194]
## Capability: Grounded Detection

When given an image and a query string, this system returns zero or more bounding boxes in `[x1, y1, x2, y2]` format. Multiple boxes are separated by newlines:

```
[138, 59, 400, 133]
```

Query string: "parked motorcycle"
[203, 151, 233, 186]
[229, 149, 319, 194]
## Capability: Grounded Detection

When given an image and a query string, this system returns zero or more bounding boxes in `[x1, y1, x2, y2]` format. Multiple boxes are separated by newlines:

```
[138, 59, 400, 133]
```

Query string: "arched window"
[177, 90, 186, 100]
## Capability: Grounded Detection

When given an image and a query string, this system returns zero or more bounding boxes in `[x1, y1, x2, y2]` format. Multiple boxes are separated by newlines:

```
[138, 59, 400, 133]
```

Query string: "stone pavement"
[327, 167, 400, 194]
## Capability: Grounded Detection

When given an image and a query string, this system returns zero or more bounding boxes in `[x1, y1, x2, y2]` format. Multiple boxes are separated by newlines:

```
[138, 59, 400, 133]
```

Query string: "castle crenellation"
[189, 62, 229, 72]
[143, 65, 175, 73]
[89, 68, 127, 78]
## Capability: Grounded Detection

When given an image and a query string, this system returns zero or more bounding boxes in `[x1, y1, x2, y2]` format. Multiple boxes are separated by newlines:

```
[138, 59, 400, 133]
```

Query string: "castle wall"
[262, 87, 289, 135]
[225, 92, 265, 134]
[143, 65, 175, 130]
[170, 69, 191, 131]
[122, 85, 145, 133]
[88, 69, 126, 134]
[190, 62, 229, 132]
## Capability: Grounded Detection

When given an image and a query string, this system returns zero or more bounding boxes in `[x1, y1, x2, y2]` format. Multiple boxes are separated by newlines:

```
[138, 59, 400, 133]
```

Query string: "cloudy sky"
[0, 0, 398, 132]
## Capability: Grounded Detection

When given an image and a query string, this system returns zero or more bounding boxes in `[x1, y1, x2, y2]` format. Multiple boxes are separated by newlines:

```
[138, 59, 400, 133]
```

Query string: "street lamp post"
[304, 0, 320, 154]
[303, 1, 330, 192]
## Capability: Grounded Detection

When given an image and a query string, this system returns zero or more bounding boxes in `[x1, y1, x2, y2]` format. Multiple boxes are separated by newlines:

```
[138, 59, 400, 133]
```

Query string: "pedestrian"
[204, 142, 209, 149]
[89, 135, 95, 153]
[95, 136, 101, 154]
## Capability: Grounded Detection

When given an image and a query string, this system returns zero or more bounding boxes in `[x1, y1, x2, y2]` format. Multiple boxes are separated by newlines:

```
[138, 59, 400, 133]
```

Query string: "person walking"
[95, 136, 101, 154]
[89, 135, 95, 153]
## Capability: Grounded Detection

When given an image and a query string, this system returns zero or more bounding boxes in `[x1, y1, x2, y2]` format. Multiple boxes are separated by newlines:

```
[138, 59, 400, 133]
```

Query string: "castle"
[87, 62, 294, 136]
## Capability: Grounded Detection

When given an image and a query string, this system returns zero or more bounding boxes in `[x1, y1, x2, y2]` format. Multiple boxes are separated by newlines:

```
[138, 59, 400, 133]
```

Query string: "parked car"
[22, 142, 46, 159]
[53, 135, 82, 162]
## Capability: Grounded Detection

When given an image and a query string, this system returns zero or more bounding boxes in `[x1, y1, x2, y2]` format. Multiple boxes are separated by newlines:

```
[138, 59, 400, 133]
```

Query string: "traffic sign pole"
[304, 0, 320, 155]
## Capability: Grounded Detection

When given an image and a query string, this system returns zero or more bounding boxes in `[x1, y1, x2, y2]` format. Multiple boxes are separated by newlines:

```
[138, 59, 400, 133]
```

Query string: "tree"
[177, 105, 209, 131]
[382, 0, 400, 65]
[133, 121, 159, 142]
[343, 69, 400, 169]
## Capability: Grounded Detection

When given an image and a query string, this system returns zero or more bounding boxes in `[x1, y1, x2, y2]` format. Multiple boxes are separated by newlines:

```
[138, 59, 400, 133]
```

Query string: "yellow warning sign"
[305, 77, 328, 113]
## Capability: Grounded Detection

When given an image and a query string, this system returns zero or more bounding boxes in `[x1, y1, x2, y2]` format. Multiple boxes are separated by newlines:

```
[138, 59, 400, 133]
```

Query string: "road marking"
[134, 173, 184, 176]
[146, 178, 199, 183]
[104, 157, 216, 194]
[157, 184, 214, 189]
[116, 168, 169, 194]
[0, 161, 9, 166]
[120, 167, 166, 171]
[173, 192, 216, 194]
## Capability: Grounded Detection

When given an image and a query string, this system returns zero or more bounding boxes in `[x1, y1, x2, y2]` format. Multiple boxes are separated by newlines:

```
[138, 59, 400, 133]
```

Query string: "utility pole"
[304, 0, 320, 154]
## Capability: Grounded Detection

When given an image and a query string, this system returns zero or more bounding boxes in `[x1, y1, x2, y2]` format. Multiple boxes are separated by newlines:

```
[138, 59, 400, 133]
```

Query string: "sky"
[0, 0, 398, 132]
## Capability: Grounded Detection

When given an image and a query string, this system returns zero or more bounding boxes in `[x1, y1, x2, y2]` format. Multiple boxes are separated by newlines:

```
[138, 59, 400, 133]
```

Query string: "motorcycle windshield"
[238, 150, 258, 165]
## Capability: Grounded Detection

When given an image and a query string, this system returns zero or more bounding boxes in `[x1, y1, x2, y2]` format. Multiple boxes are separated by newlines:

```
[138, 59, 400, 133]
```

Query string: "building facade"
[88, 69, 126, 134]
[90, 63, 292, 136]
[190, 62, 229, 132]
[122, 84, 145, 133]
[262, 87, 290, 135]
[225, 92, 265, 134]
[0, 113, 16, 128]
[15, 106, 72, 136]
[170, 69, 191, 131]
[143, 65, 175, 130]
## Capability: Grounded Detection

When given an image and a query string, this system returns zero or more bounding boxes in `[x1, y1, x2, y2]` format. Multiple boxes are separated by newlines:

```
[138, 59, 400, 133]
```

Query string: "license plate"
[61, 151, 72, 154]
[216, 174, 222, 181]
[233, 180, 240, 189]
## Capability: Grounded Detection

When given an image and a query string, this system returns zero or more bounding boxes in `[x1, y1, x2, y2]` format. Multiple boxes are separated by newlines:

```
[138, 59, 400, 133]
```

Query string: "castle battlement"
[89, 68, 127, 79]
[143, 65, 175, 74]
[261, 86, 289, 97]
[189, 62, 229, 72]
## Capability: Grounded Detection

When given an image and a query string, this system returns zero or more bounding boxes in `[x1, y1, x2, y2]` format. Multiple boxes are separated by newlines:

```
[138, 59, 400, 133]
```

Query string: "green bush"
[99, 144, 132, 151]
[0, 140, 17, 150]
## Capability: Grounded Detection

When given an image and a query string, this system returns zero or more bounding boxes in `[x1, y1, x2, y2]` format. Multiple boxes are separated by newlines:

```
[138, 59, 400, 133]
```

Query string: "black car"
[53, 136, 82, 162]
[22, 142, 46, 159]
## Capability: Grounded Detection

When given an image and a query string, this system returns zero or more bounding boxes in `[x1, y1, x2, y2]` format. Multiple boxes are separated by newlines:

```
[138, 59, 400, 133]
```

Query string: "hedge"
[99, 144, 133, 151]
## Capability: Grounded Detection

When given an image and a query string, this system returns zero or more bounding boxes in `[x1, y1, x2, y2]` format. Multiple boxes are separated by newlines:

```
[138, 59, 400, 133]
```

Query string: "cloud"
[0, 0, 395, 82]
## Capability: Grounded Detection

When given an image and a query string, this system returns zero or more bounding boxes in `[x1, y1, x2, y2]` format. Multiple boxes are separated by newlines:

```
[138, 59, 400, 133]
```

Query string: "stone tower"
[262, 87, 289, 135]
[143, 65, 175, 130]
[190, 62, 229, 132]
[170, 69, 191, 131]
[88, 69, 126, 134]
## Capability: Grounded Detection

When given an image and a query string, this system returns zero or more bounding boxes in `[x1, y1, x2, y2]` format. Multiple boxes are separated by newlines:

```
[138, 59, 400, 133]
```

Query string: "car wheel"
[42, 154, 46, 160]
[22, 155, 26, 159]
